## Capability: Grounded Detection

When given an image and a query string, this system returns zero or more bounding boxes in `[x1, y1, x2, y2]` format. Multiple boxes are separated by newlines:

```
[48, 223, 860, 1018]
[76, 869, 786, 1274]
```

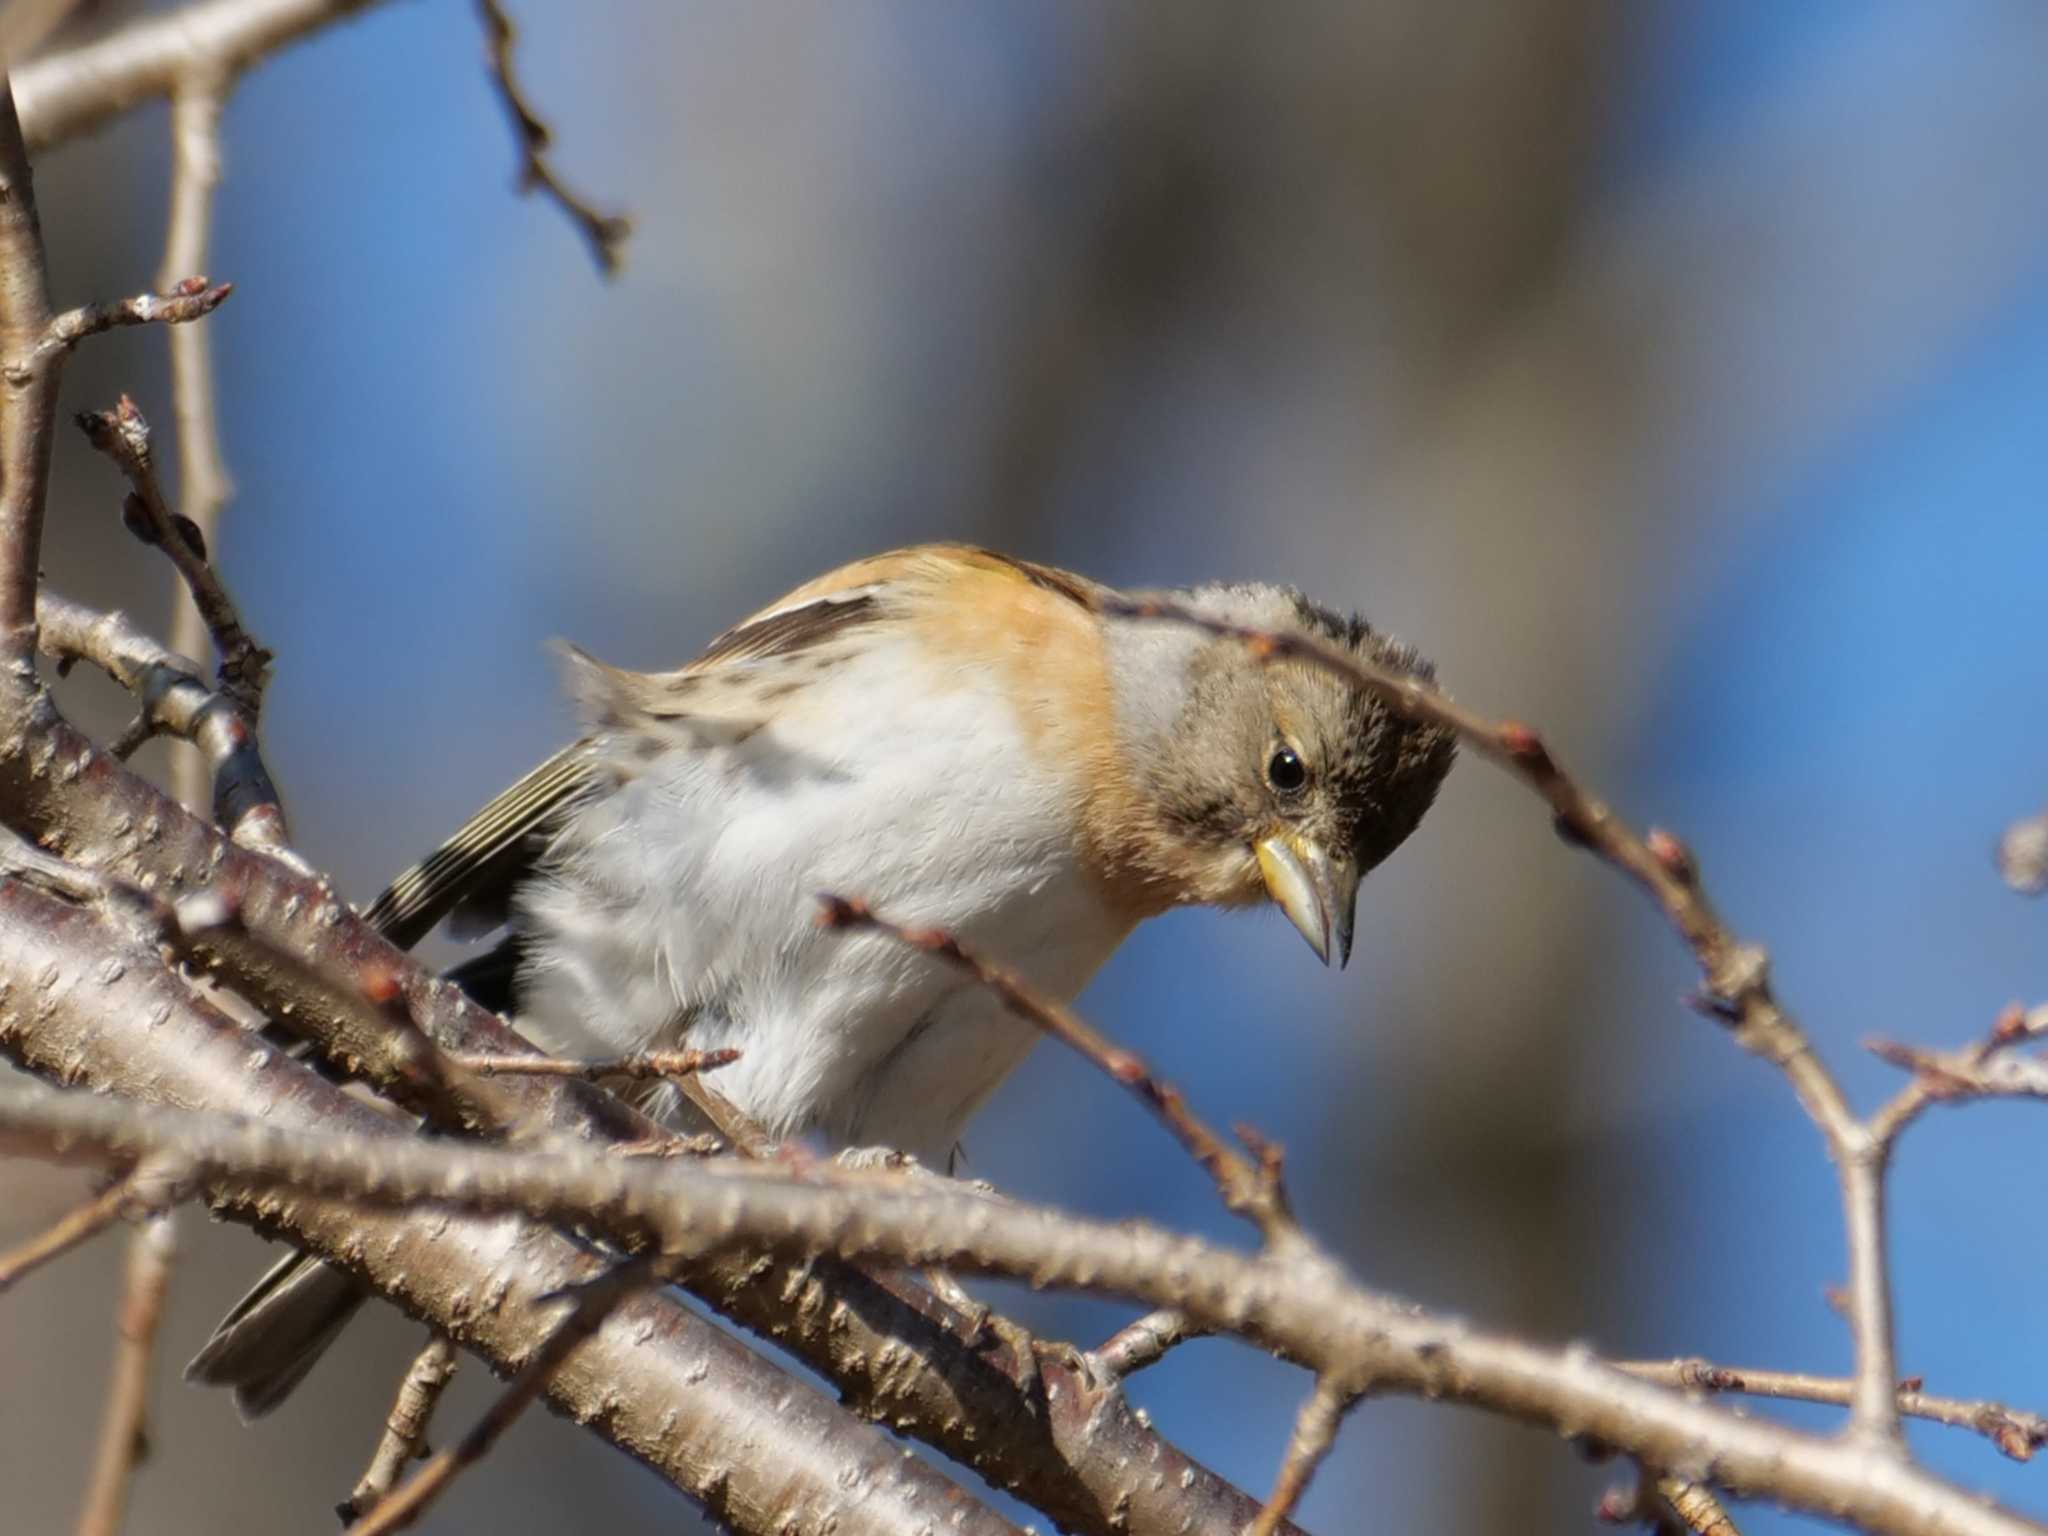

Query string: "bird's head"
[1105, 585, 1455, 965]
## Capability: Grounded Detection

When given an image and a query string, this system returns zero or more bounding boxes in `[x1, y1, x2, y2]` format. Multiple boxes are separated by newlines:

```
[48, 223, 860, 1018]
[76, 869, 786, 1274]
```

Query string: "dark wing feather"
[368, 590, 886, 948]
[690, 590, 879, 669]
[362, 745, 600, 950]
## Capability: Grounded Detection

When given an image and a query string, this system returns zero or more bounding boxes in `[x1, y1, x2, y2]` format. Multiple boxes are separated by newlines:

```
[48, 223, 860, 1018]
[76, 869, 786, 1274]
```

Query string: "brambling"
[190, 543, 1453, 1413]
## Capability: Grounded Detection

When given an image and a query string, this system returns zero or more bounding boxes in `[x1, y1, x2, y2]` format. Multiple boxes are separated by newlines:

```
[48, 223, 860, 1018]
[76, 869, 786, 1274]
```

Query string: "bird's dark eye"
[1266, 746, 1308, 794]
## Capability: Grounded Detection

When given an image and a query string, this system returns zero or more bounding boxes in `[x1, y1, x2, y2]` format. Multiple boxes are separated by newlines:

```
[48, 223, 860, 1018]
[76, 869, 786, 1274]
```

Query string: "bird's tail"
[184, 1252, 368, 1420]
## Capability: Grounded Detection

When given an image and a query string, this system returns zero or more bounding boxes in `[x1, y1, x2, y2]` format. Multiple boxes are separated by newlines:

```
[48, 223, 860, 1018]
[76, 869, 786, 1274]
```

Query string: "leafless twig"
[13, 274, 232, 379]
[37, 592, 296, 856]
[1654, 1478, 1743, 1536]
[1248, 1374, 1358, 1536]
[445, 1046, 741, 1082]
[0, 1172, 135, 1291]
[349, 1260, 655, 1535]
[819, 894, 1298, 1246]
[75, 1212, 177, 1536]
[1619, 1357, 2048, 1463]
[76, 394, 272, 725]
[337, 1335, 461, 1526]
[1086, 1307, 1211, 1381]
[472, 0, 630, 275]
[160, 68, 234, 813]
[0, 80, 57, 648]
[1100, 594, 1905, 1447]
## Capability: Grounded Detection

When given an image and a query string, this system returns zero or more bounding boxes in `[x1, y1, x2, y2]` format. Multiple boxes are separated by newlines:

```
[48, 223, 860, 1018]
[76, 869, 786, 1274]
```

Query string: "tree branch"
[0, 78, 57, 650]
[0, 797, 1284, 1534]
[348, 1259, 656, 1536]
[37, 591, 294, 855]
[13, 0, 393, 152]
[75, 1212, 177, 1536]
[471, 0, 630, 275]
[160, 67, 233, 813]
[1619, 1357, 2048, 1464]
[1, 1081, 2037, 1536]
[76, 394, 272, 725]
[0, 879, 1022, 1536]
[337, 1335, 460, 1526]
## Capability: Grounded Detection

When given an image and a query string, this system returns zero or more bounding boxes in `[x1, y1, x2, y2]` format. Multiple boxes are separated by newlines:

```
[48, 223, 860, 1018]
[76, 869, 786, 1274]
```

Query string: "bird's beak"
[1254, 832, 1358, 968]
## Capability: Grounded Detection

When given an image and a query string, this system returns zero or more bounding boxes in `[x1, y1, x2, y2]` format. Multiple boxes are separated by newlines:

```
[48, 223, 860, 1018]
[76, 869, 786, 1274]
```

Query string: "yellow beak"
[1255, 832, 1359, 968]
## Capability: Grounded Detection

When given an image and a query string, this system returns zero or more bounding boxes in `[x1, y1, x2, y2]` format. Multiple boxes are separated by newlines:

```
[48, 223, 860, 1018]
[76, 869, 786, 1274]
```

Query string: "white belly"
[513, 634, 1131, 1162]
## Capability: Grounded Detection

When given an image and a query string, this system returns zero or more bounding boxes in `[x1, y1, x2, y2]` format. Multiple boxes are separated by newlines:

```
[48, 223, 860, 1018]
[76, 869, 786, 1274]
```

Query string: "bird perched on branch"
[190, 543, 1454, 1414]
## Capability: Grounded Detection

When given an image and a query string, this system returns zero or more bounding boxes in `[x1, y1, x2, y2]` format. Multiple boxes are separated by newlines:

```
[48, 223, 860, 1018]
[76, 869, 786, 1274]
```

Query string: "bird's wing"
[362, 744, 602, 949]
[362, 545, 1100, 948]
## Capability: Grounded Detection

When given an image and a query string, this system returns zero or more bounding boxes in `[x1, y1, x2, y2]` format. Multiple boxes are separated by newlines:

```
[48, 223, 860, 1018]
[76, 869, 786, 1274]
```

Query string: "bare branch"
[1086, 1307, 1211, 1382]
[0, 78, 57, 648]
[37, 592, 295, 856]
[1, 1086, 2037, 1536]
[0, 883, 1024, 1536]
[75, 1212, 177, 1536]
[0, 1171, 134, 1291]
[14, 275, 232, 379]
[337, 1335, 461, 1527]
[1654, 1477, 1744, 1536]
[444, 1047, 741, 1083]
[349, 1260, 656, 1536]
[1867, 1003, 2048, 1146]
[13, 0, 396, 152]
[0, 853, 1276, 1536]
[1872, 1040, 2048, 1109]
[472, 0, 630, 275]
[819, 894, 1298, 1245]
[160, 69, 234, 813]
[1619, 1357, 2048, 1464]
[1099, 594, 1906, 1447]
[76, 394, 273, 725]
[1249, 1375, 1357, 1536]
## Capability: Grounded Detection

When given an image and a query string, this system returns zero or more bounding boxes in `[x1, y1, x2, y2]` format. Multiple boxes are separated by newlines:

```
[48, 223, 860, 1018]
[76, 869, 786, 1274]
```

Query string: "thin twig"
[337, 1335, 462, 1527]
[348, 1259, 655, 1535]
[1619, 1357, 2048, 1463]
[818, 894, 1297, 1245]
[14, 275, 233, 380]
[76, 394, 272, 724]
[1086, 1307, 1211, 1382]
[1099, 594, 1904, 1446]
[1653, 1477, 1743, 1536]
[37, 592, 296, 858]
[1866, 1002, 2047, 1146]
[0, 79, 58, 647]
[0, 1175, 134, 1291]
[75, 1212, 177, 1536]
[161, 68, 234, 814]
[444, 1047, 741, 1082]
[472, 0, 629, 275]
[1248, 1375, 1356, 1536]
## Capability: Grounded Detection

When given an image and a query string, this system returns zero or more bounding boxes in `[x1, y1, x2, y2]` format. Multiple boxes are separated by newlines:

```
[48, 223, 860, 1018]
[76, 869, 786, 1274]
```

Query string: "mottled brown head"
[1107, 585, 1455, 964]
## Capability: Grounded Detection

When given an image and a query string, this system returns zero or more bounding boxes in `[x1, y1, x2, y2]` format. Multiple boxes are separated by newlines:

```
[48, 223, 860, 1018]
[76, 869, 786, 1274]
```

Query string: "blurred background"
[7, 2, 2048, 1531]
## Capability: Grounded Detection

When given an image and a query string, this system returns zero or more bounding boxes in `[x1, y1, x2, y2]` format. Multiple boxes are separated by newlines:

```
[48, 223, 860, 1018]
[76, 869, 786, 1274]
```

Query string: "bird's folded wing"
[362, 744, 602, 949]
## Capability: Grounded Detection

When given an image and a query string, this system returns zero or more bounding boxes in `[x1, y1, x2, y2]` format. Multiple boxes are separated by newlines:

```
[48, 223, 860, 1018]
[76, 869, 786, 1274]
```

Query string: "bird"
[188, 542, 1455, 1415]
